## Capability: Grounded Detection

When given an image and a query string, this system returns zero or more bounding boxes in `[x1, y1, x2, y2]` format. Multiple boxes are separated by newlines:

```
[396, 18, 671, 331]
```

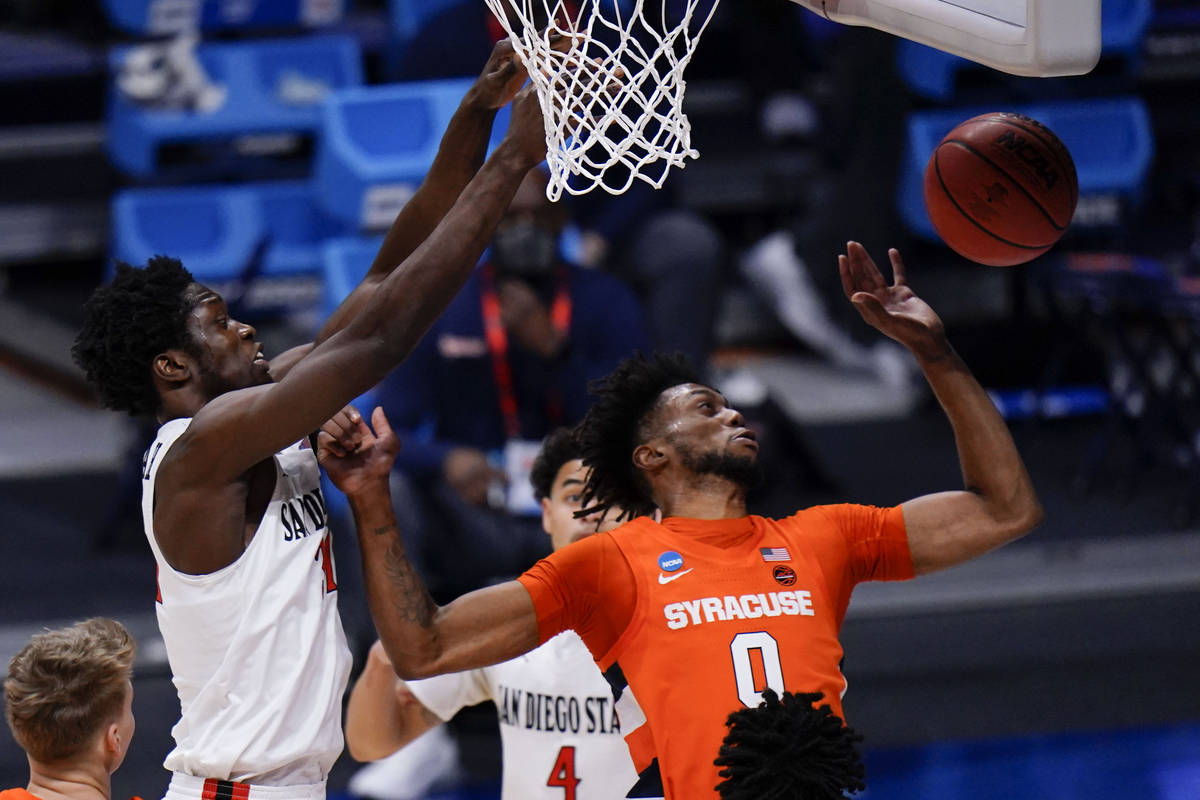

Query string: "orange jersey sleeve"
[1, 790, 40, 800]
[794, 503, 912, 624]
[517, 531, 639, 661]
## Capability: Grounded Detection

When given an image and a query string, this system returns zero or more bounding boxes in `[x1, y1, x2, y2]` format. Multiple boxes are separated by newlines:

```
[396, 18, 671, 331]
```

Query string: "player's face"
[542, 459, 623, 550]
[655, 383, 760, 481]
[184, 285, 271, 399]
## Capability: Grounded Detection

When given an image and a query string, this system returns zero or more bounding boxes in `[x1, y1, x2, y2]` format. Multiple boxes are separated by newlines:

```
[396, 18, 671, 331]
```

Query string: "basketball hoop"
[483, 0, 721, 200]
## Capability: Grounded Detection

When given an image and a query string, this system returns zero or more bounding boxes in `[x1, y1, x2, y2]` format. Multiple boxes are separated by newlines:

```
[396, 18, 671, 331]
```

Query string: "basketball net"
[483, 0, 721, 200]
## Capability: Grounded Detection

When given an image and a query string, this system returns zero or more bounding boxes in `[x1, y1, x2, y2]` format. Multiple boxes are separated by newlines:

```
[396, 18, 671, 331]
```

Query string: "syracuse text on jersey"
[662, 590, 815, 630]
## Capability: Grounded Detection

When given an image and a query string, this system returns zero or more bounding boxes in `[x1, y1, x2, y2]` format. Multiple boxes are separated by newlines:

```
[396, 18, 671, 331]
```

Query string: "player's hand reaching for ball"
[839, 242, 949, 362]
[318, 406, 400, 497]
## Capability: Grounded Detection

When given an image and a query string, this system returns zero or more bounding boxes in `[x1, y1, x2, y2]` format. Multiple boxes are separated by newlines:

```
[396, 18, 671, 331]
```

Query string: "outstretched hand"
[317, 406, 400, 496]
[470, 34, 576, 111]
[839, 242, 947, 360]
[470, 38, 529, 111]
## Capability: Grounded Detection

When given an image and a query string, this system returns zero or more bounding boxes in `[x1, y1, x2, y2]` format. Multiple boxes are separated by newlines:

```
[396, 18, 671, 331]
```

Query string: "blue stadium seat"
[101, 0, 349, 36]
[111, 181, 347, 289]
[107, 35, 363, 178]
[896, 98, 1154, 240]
[897, 0, 1153, 100]
[312, 79, 510, 230]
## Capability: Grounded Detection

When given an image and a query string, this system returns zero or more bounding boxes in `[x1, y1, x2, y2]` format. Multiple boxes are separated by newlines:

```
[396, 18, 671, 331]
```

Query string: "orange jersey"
[518, 505, 913, 799]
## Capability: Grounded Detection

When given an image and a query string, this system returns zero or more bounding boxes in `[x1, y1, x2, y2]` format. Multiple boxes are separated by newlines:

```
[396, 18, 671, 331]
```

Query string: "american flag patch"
[760, 547, 790, 562]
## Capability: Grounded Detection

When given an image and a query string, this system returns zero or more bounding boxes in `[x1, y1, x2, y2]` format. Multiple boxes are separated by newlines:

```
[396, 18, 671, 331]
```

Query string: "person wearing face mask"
[373, 166, 648, 597]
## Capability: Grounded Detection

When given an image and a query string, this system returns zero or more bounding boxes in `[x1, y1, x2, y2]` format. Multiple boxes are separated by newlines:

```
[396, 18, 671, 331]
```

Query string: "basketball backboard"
[789, 0, 1101, 77]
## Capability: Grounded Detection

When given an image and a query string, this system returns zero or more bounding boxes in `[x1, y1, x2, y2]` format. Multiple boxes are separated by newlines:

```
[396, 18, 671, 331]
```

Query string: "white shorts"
[162, 774, 325, 800]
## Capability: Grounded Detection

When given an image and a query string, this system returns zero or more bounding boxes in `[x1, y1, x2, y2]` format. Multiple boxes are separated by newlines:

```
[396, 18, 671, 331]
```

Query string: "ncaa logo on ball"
[658, 551, 684, 573]
[773, 565, 797, 586]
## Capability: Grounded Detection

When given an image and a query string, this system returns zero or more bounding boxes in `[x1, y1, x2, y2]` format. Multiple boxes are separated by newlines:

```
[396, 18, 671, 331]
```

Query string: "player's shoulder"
[171, 384, 276, 460]
[603, 515, 658, 542]
[0, 789, 39, 800]
[767, 504, 862, 532]
[781, 502, 885, 519]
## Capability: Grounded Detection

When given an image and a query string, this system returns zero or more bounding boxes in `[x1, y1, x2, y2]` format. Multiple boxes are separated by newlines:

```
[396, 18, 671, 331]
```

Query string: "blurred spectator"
[376, 166, 648, 595]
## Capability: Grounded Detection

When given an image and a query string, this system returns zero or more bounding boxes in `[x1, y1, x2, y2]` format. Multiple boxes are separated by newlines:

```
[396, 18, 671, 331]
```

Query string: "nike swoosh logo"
[658, 568, 694, 585]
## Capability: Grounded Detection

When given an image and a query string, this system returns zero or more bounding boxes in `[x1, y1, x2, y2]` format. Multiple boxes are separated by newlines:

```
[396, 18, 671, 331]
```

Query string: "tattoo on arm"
[374, 524, 397, 536]
[384, 534, 436, 626]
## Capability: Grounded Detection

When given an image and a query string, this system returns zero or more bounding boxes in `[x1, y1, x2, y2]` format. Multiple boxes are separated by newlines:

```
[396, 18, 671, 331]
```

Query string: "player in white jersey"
[338, 429, 637, 799]
[71, 40, 562, 800]
[141, 419, 349, 787]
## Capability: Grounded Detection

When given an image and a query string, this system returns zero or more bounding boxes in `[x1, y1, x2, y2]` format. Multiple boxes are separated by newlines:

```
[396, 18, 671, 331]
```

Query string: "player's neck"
[156, 384, 212, 423]
[26, 761, 111, 800]
[658, 475, 747, 520]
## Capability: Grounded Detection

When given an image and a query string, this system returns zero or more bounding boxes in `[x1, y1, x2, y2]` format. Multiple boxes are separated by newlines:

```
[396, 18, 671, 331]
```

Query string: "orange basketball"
[923, 112, 1078, 267]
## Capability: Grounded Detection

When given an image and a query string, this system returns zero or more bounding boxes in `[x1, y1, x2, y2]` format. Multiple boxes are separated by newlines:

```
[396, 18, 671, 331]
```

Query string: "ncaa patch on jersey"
[773, 565, 797, 586]
[658, 551, 684, 573]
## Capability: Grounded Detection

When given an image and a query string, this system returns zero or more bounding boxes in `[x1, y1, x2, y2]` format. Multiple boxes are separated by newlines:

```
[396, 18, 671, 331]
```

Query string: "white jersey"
[408, 631, 637, 800]
[142, 418, 352, 786]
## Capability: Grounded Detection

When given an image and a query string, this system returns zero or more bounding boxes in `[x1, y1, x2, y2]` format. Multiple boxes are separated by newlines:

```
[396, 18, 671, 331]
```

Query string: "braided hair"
[714, 689, 866, 800]
[573, 352, 702, 520]
[72, 256, 197, 416]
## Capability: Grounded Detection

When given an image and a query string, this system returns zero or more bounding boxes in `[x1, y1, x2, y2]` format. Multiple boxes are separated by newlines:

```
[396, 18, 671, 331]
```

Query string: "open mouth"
[253, 348, 268, 365]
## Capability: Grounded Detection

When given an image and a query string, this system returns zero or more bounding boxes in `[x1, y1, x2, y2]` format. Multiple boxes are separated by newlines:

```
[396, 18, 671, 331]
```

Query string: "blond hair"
[4, 618, 135, 763]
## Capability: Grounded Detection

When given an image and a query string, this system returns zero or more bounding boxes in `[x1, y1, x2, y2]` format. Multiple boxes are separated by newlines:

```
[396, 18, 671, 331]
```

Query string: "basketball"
[923, 112, 1078, 267]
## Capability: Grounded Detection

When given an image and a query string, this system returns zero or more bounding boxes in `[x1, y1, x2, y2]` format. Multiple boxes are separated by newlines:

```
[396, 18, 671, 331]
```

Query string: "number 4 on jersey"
[546, 745, 580, 799]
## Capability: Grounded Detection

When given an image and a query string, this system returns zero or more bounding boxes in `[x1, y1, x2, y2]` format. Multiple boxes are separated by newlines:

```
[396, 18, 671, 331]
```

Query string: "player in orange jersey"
[3, 619, 138, 800]
[333, 242, 1043, 799]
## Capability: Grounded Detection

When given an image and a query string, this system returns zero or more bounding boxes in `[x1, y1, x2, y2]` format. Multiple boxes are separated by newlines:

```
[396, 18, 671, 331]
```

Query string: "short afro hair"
[72, 256, 198, 417]
[574, 352, 703, 520]
[530, 427, 582, 501]
[714, 689, 866, 799]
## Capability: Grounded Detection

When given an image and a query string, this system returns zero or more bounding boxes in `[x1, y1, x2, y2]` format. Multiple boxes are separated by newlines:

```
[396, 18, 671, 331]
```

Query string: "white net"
[483, 0, 721, 200]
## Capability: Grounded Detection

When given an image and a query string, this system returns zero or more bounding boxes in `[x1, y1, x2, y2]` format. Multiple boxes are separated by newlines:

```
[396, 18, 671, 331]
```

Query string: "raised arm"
[320, 407, 541, 679]
[310, 40, 532, 351]
[839, 242, 1043, 575]
[177, 86, 548, 483]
